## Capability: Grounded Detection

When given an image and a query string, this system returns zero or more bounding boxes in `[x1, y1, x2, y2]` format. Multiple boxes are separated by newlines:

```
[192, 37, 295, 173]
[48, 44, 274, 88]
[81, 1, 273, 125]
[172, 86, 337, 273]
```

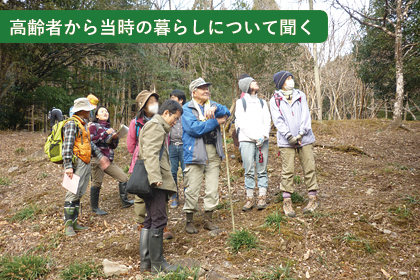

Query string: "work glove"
[296, 134, 302, 142]
[287, 135, 299, 146]
[256, 138, 263, 147]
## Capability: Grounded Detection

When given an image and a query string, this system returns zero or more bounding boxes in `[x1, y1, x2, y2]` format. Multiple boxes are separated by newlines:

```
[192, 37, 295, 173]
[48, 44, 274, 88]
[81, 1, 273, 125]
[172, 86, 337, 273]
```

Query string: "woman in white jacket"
[235, 76, 271, 211]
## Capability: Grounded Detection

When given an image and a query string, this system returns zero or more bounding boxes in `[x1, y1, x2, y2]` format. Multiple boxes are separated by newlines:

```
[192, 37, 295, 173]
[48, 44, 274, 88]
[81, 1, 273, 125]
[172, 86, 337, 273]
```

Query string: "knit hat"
[273, 71, 293, 89]
[136, 90, 159, 111]
[238, 77, 254, 94]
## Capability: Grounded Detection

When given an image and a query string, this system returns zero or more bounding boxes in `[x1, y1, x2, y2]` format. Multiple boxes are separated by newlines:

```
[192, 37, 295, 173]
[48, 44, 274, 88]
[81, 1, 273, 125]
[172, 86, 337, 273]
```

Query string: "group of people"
[59, 71, 320, 274]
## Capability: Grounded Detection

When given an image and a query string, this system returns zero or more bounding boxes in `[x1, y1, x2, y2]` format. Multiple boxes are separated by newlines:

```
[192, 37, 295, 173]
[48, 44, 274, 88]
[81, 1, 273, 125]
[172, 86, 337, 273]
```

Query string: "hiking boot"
[163, 227, 173, 240]
[169, 193, 178, 209]
[242, 197, 254, 212]
[303, 196, 319, 213]
[203, 211, 219, 231]
[283, 198, 296, 217]
[257, 195, 267, 210]
[91, 186, 108, 215]
[119, 182, 134, 208]
[185, 213, 198, 234]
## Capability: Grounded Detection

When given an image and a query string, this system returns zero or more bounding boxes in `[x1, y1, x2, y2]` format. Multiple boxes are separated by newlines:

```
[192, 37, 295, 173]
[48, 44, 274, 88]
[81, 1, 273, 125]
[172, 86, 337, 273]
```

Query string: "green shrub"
[60, 261, 104, 280]
[0, 176, 11, 186]
[276, 192, 305, 204]
[14, 147, 25, 154]
[0, 254, 51, 280]
[7, 204, 40, 222]
[153, 266, 200, 280]
[265, 210, 286, 233]
[123, 165, 129, 173]
[227, 228, 258, 253]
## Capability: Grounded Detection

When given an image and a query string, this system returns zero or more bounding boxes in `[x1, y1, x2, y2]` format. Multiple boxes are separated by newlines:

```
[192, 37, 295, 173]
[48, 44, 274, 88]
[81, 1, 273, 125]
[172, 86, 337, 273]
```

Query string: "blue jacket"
[182, 100, 231, 165]
[269, 89, 315, 148]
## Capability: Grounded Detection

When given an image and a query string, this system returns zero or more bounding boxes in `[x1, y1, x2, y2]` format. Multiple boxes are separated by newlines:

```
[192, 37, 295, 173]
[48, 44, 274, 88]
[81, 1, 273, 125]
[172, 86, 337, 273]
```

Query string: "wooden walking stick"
[222, 123, 235, 231]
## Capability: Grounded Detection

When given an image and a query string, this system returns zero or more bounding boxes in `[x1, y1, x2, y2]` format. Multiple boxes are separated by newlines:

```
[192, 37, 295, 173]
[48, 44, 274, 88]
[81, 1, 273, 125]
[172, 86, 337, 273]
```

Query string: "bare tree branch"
[335, 0, 395, 37]
[402, 0, 416, 19]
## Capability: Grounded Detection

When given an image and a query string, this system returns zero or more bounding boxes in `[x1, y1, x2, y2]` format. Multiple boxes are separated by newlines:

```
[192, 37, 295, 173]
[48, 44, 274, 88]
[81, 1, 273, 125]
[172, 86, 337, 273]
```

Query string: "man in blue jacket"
[182, 77, 231, 234]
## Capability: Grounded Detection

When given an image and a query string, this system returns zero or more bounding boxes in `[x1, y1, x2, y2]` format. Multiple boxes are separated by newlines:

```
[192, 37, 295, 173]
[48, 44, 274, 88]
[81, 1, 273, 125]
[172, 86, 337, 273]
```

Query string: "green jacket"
[138, 114, 176, 195]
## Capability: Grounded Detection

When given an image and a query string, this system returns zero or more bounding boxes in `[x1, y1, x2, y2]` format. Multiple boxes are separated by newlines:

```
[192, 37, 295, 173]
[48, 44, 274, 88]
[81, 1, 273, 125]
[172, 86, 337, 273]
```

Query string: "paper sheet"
[62, 173, 80, 195]
[106, 124, 128, 144]
[116, 124, 129, 138]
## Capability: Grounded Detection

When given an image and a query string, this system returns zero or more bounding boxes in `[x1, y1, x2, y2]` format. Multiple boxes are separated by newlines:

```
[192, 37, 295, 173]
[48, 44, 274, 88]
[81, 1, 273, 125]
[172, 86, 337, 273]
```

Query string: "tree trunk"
[390, 0, 404, 127]
[309, 0, 322, 121]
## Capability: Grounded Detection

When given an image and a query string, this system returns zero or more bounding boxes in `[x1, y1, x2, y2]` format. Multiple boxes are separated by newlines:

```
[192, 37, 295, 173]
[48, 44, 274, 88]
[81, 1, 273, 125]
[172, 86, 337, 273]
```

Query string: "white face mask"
[148, 103, 159, 115]
[284, 79, 295, 90]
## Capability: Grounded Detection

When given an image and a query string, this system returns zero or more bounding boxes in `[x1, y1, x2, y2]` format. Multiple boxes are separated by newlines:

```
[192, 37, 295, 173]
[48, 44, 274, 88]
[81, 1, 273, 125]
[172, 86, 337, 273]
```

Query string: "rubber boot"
[64, 201, 76, 236]
[139, 228, 151, 272]
[119, 182, 134, 208]
[73, 201, 89, 231]
[91, 186, 108, 215]
[185, 213, 198, 234]
[149, 229, 179, 274]
[203, 211, 219, 231]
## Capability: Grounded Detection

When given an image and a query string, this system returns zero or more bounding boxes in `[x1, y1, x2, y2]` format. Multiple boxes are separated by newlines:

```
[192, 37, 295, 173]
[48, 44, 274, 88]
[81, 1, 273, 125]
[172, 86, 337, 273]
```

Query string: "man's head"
[72, 98, 95, 120]
[170, 89, 187, 106]
[189, 77, 212, 105]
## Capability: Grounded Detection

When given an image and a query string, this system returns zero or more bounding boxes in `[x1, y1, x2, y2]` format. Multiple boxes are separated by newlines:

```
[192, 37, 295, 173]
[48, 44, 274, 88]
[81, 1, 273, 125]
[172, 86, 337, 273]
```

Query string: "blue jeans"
[239, 141, 269, 190]
[169, 143, 186, 187]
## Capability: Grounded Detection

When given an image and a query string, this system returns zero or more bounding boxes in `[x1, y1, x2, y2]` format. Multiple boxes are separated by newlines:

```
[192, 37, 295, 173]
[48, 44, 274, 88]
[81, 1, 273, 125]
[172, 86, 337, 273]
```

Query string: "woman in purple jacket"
[269, 71, 319, 218]
[89, 105, 134, 215]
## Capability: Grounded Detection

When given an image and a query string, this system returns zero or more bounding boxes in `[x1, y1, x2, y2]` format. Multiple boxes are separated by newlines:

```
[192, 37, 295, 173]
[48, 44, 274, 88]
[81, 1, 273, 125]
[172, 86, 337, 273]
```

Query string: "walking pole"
[222, 123, 235, 232]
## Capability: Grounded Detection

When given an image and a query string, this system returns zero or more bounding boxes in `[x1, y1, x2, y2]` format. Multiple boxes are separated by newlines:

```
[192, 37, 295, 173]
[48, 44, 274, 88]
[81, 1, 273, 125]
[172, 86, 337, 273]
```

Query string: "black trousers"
[143, 188, 168, 230]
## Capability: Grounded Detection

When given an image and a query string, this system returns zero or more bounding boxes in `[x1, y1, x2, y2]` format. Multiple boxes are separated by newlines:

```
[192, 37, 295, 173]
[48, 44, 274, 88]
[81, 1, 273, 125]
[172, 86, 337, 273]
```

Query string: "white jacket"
[235, 93, 271, 142]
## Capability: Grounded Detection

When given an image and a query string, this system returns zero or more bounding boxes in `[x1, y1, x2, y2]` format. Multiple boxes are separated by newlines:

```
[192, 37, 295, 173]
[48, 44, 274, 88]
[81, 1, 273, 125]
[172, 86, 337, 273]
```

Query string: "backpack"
[233, 97, 264, 147]
[44, 117, 80, 164]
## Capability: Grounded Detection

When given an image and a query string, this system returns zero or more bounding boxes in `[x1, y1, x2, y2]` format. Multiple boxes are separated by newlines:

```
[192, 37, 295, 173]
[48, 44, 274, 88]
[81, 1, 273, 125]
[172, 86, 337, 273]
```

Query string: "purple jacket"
[269, 89, 315, 148]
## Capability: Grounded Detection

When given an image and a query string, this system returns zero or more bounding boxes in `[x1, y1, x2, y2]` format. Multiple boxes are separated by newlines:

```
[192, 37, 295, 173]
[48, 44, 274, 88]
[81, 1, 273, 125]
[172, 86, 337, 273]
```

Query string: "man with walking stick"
[182, 77, 231, 234]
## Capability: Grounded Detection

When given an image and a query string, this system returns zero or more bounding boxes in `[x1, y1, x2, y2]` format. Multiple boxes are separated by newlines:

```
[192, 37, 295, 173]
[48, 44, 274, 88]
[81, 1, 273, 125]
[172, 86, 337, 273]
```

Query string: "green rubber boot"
[64, 202, 76, 236]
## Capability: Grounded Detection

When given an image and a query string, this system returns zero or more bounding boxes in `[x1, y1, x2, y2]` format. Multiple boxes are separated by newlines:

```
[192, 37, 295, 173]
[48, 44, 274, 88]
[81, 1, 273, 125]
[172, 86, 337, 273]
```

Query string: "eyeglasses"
[170, 113, 180, 121]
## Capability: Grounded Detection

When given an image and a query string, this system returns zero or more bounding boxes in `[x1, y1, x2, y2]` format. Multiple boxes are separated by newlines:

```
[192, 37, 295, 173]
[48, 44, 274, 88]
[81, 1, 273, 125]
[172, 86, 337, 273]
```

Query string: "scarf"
[192, 98, 211, 121]
[280, 89, 294, 105]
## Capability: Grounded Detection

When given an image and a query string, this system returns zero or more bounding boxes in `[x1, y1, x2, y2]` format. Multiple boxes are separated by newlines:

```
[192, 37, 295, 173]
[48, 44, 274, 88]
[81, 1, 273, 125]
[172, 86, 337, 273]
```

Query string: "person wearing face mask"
[138, 100, 183, 274]
[89, 106, 134, 215]
[270, 71, 319, 218]
[236, 76, 271, 211]
[62, 98, 108, 236]
[127, 90, 173, 240]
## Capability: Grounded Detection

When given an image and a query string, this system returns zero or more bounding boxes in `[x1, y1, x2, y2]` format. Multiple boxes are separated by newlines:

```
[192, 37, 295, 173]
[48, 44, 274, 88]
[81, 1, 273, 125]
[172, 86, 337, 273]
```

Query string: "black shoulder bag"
[126, 146, 164, 199]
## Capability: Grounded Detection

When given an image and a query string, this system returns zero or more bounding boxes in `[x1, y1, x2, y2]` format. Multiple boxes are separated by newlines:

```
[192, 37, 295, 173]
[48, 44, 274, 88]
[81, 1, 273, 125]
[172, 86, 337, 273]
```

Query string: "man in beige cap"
[62, 97, 109, 236]
[182, 77, 231, 234]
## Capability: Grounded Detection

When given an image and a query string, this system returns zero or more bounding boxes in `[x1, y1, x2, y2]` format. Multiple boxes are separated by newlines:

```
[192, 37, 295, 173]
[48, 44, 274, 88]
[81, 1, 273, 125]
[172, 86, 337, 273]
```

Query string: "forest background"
[1, 0, 419, 131]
